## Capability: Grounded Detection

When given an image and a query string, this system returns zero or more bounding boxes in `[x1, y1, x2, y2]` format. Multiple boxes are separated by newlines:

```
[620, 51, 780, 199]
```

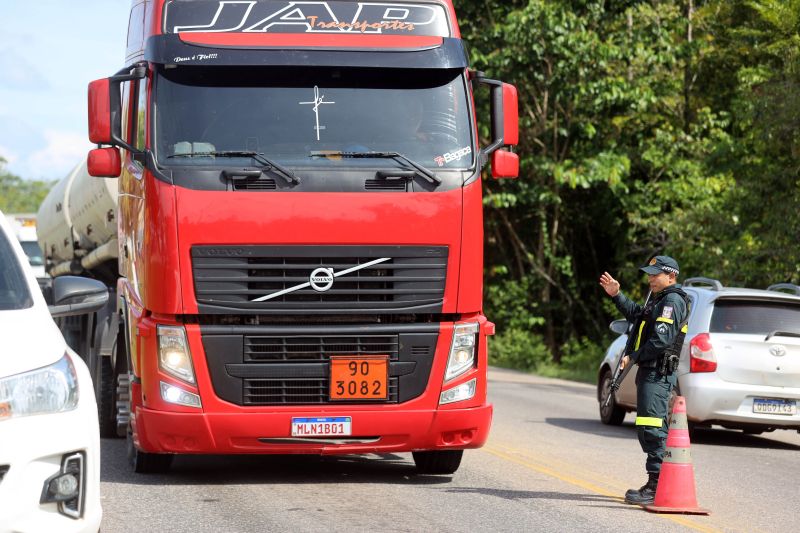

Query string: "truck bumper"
[133, 403, 493, 455]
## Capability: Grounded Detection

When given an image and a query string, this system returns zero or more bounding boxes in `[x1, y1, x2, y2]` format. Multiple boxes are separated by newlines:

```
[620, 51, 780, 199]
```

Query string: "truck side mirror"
[87, 64, 146, 155]
[477, 75, 520, 178]
[88, 147, 122, 178]
[491, 82, 519, 148]
[88, 79, 113, 145]
[491, 150, 519, 179]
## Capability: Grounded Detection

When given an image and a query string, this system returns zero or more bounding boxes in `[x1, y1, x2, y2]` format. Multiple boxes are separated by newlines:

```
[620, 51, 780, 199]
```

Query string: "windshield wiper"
[169, 150, 300, 185]
[310, 151, 441, 185]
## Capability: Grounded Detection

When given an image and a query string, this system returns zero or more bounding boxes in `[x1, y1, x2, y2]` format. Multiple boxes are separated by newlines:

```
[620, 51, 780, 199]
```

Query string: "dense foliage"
[455, 0, 800, 378]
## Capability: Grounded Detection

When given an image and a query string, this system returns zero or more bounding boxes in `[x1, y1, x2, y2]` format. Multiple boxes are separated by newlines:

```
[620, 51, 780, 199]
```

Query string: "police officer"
[599, 256, 690, 505]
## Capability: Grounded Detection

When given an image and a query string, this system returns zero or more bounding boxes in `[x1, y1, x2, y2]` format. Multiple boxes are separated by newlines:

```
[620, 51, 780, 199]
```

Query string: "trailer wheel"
[127, 428, 173, 474]
[412, 450, 463, 474]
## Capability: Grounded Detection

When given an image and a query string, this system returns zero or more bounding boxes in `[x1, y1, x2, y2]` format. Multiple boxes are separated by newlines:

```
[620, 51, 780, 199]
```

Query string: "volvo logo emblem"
[769, 345, 787, 357]
[309, 268, 335, 292]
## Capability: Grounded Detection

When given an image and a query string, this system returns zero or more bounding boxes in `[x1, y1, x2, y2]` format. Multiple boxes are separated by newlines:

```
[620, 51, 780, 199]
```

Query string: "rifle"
[603, 291, 651, 408]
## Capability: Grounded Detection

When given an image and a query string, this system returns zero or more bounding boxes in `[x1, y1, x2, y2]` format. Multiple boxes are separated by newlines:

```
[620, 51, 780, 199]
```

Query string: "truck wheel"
[599, 369, 626, 425]
[115, 372, 131, 438]
[96, 356, 119, 438]
[127, 428, 173, 474]
[412, 450, 463, 474]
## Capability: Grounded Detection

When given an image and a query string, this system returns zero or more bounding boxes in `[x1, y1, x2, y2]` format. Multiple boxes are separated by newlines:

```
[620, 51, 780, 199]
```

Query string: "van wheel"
[127, 428, 173, 474]
[599, 369, 626, 425]
[413, 450, 463, 474]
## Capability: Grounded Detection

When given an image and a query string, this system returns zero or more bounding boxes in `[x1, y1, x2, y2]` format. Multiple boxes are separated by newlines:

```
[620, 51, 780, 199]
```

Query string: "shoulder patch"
[656, 323, 669, 334]
[661, 306, 674, 319]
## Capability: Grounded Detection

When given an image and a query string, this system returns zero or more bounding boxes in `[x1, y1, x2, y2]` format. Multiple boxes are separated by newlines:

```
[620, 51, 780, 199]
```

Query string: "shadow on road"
[544, 417, 634, 439]
[101, 439, 454, 486]
[443, 487, 624, 505]
[542, 417, 800, 450]
[690, 428, 800, 450]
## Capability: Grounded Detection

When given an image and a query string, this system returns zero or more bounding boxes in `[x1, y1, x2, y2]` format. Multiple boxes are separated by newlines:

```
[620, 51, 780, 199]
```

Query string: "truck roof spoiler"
[683, 277, 724, 291]
[767, 283, 800, 296]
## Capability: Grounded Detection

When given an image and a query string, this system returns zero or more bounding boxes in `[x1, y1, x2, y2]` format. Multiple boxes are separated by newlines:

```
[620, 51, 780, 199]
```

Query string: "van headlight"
[0, 354, 79, 421]
[158, 325, 196, 384]
[445, 323, 479, 382]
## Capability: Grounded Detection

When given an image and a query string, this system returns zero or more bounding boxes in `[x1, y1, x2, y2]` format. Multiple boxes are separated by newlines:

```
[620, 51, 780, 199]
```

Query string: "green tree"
[0, 157, 55, 213]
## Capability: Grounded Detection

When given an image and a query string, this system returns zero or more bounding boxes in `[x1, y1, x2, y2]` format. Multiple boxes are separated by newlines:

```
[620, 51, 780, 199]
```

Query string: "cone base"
[644, 504, 710, 515]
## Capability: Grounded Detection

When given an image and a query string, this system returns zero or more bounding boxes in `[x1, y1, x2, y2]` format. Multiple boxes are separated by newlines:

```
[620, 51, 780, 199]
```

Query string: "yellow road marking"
[482, 445, 722, 533]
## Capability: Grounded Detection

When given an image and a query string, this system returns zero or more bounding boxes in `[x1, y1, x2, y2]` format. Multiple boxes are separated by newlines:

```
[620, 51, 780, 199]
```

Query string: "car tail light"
[690, 333, 717, 372]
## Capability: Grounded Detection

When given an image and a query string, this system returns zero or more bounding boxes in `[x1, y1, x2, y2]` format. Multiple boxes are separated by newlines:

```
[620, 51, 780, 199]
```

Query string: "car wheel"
[412, 450, 463, 474]
[599, 369, 626, 425]
[127, 427, 173, 474]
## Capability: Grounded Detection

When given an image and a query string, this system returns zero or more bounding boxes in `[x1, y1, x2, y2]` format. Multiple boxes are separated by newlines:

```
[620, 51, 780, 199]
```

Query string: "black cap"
[640, 255, 680, 276]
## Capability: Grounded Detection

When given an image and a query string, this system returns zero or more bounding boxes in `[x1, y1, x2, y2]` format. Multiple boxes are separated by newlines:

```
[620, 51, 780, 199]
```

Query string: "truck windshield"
[155, 66, 474, 171]
[0, 230, 33, 310]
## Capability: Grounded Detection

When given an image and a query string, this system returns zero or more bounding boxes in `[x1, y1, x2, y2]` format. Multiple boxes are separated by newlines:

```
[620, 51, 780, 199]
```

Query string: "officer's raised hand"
[599, 272, 620, 297]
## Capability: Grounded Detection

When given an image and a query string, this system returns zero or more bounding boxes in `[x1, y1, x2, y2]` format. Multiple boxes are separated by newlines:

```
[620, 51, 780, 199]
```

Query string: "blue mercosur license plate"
[752, 398, 797, 415]
[291, 417, 352, 437]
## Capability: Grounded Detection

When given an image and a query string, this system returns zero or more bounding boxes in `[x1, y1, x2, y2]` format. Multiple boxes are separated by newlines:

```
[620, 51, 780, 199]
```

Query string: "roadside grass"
[488, 328, 606, 385]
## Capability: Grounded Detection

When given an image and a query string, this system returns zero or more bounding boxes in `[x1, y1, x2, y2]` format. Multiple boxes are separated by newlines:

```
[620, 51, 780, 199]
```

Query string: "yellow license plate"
[330, 356, 388, 400]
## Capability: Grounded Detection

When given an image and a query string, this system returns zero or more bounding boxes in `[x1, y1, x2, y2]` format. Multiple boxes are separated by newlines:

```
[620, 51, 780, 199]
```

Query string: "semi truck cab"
[68, 0, 518, 474]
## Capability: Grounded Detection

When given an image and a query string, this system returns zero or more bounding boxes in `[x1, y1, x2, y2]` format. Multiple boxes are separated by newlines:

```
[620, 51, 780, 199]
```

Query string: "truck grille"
[191, 245, 448, 314]
[202, 326, 438, 406]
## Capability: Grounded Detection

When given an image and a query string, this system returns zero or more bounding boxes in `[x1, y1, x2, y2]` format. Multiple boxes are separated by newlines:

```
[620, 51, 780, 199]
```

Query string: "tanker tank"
[37, 159, 119, 277]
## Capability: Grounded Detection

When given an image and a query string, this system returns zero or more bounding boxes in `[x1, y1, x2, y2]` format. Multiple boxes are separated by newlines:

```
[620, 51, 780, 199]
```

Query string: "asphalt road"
[99, 368, 800, 532]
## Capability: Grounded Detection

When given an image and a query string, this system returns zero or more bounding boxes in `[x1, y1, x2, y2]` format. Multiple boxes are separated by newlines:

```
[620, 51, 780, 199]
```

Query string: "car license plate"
[753, 398, 797, 415]
[330, 356, 388, 400]
[291, 417, 352, 437]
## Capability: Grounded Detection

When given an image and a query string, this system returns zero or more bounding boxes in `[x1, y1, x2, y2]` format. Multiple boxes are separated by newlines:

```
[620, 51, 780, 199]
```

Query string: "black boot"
[624, 478, 649, 500]
[624, 473, 658, 505]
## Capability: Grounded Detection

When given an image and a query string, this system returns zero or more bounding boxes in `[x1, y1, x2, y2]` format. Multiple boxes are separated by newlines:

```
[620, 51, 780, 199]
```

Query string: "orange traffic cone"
[644, 396, 710, 515]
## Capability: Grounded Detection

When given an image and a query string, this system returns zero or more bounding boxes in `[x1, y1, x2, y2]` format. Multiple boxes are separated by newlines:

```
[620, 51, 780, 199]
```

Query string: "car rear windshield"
[0, 230, 33, 310]
[710, 300, 800, 335]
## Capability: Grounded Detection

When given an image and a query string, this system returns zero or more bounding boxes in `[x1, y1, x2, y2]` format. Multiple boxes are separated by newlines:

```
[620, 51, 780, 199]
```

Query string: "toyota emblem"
[769, 345, 787, 357]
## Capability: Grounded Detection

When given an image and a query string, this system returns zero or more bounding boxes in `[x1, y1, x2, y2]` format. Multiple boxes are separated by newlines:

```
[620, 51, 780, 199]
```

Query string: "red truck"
[56, 0, 518, 474]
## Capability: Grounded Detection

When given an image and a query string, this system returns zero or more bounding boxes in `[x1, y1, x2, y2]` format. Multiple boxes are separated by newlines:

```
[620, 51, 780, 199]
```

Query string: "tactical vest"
[632, 286, 690, 369]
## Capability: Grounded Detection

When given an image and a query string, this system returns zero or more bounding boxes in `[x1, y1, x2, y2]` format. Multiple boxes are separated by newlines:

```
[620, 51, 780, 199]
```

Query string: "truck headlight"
[0, 354, 79, 421]
[440, 378, 477, 405]
[158, 325, 196, 385]
[445, 323, 479, 382]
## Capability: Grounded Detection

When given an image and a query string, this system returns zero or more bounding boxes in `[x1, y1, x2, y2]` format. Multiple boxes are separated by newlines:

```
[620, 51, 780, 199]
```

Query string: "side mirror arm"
[105, 63, 147, 154]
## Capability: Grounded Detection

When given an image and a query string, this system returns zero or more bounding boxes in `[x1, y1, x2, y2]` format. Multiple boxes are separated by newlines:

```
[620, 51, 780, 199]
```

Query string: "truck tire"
[412, 450, 463, 474]
[127, 428, 173, 474]
[599, 369, 626, 425]
[96, 356, 119, 438]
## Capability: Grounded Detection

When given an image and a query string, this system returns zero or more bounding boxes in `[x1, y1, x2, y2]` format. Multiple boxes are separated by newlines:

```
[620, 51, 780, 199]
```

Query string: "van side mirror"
[48, 276, 109, 318]
[88, 147, 121, 177]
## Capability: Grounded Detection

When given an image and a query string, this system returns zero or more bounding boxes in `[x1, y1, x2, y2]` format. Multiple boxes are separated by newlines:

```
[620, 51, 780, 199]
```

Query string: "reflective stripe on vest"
[656, 317, 674, 324]
[635, 416, 663, 427]
[634, 321, 647, 351]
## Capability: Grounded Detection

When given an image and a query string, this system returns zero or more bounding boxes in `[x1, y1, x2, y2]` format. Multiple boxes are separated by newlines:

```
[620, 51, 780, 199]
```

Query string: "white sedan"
[0, 211, 107, 532]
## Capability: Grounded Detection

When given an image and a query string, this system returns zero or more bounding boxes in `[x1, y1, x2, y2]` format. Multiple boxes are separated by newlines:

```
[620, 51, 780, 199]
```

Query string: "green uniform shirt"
[612, 286, 688, 364]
